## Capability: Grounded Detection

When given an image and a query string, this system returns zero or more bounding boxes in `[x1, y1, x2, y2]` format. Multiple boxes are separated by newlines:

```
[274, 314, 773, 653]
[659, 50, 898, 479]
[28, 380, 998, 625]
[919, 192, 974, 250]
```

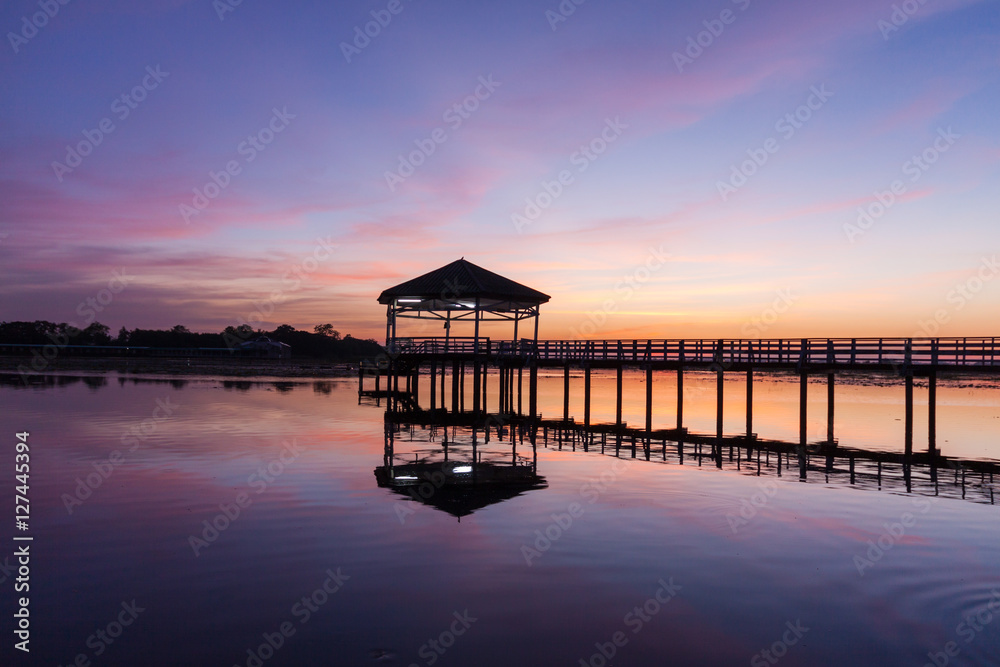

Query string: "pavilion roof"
[377, 258, 550, 307]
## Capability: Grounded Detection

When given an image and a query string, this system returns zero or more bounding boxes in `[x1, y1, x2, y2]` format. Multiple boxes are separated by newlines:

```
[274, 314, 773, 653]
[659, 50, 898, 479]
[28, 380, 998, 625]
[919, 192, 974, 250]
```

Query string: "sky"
[1, 0, 998, 342]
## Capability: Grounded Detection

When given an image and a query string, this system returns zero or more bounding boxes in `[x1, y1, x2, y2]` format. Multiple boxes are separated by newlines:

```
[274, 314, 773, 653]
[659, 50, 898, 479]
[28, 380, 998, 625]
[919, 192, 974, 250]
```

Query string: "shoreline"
[0, 355, 361, 379]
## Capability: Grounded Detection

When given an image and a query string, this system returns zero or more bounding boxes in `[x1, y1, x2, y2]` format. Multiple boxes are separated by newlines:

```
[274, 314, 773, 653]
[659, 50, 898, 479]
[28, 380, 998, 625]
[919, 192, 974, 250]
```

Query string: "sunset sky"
[1, 0, 998, 341]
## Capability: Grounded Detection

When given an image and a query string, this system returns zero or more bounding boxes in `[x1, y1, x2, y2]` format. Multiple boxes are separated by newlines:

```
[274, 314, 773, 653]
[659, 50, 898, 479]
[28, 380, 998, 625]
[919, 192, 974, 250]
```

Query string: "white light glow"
[452, 465, 473, 473]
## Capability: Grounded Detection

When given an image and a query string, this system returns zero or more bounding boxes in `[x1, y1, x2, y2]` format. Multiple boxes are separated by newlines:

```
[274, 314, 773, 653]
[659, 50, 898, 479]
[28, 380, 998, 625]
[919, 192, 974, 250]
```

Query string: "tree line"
[0, 321, 384, 360]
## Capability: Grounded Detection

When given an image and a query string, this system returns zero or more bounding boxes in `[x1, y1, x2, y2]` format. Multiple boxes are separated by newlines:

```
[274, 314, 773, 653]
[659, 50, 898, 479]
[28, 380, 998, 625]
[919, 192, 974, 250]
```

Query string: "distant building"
[236, 336, 291, 359]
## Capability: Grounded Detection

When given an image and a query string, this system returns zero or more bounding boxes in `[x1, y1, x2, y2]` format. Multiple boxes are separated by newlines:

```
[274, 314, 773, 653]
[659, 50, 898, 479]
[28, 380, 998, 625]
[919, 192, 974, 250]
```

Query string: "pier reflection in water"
[376, 420, 546, 519]
[380, 405, 998, 509]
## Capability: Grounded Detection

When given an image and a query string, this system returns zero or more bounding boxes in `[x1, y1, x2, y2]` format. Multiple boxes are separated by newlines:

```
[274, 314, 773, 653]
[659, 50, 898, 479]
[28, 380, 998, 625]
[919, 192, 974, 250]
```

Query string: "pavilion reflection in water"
[375, 416, 547, 519]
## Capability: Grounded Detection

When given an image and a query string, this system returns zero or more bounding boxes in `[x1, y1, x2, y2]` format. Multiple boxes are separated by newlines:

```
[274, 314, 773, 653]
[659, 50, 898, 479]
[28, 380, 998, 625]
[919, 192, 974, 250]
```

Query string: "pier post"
[473, 360, 481, 415]
[676, 366, 684, 430]
[799, 372, 808, 446]
[412, 368, 419, 405]
[497, 364, 504, 415]
[645, 365, 653, 443]
[502, 366, 508, 414]
[905, 372, 914, 456]
[584, 364, 592, 429]
[827, 373, 835, 444]
[529, 362, 538, 418]
[459, 362, 466, 412]
[440, 361, 446, 410]
[745, 368, 753, 438]
[429, 361, 436, 410]
[563, 363, 570, 422]
[716, 368, 724, 444]
[928, 371, 937, 452]
[451, 361, 460, 414]
[483, 363, 489, 414]
[517, 365, 523, 416]
[616, 365, 624, 429]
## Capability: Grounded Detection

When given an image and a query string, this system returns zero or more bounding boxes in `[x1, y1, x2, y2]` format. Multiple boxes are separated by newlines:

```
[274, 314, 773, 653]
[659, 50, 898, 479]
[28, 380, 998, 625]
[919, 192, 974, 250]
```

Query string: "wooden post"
[616, 365, 624, 429]
[460, 362, 466, 412]
[676, 366, 684, 430]
[529, 362, 538, 418]
[584, 364, 592, 428]
[928, 371, 937, 452]
[645, 365, 653, 443]
[716, 368, 724, 444]
[499, 366, 506, 414]
[412, 367, 419, 405]
[745, 367, 753, 437]
[473, 360, 480, 415]
[799, 372, 807, 446]
[563, 363, 570, 422]
[827, 372, 835, 444]
[517, 365, 523, 415]
[440, 359, 446, 409]
[451, 361, 460, 414]
[482, 363, 488, 414]
[905, 372, 913, 456]
[429, 361, 436, 410]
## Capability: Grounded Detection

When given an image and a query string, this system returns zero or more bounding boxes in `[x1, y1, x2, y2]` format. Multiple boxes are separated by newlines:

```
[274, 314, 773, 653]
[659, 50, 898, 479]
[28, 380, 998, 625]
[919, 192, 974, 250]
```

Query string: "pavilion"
[377, 258, 550, 350]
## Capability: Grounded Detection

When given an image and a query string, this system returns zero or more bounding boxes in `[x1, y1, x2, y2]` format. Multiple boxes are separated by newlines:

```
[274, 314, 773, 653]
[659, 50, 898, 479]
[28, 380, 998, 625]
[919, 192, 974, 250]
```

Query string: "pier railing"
[390, 337, 1000, 369]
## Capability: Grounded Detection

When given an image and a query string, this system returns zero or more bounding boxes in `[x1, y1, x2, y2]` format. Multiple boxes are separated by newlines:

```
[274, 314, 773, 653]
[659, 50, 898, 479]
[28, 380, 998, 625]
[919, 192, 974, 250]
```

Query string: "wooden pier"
[361, 335, 1000, 458]
[368, 260, 1000, 470]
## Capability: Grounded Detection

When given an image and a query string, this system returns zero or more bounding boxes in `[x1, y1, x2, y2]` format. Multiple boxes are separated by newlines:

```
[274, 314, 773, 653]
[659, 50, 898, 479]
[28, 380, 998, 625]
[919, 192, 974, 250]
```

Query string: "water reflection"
[376, 421, 546, 519]
[381, 407, 999, 507]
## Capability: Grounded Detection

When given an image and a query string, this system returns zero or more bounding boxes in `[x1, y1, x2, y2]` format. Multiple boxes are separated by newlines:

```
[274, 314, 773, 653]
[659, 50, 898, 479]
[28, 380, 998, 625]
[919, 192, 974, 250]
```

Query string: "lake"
[1, 370, 998, 666]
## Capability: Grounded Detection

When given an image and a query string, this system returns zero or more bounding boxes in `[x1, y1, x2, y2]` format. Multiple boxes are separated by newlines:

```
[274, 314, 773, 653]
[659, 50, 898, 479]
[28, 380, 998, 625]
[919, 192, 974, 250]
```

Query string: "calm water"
[1, 371, 999, 666]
